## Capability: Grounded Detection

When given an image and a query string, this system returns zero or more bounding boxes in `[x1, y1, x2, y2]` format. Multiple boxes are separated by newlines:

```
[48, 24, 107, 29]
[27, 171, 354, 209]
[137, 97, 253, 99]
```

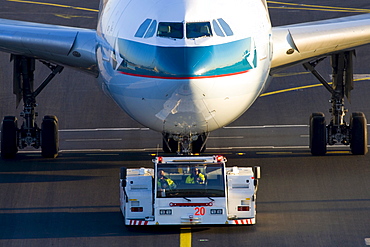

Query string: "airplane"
[1, 0, 370, 158]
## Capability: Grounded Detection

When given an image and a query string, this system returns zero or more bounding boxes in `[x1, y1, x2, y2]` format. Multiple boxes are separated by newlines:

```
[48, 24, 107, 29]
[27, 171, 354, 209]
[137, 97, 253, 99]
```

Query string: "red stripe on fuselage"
[118, 70, 250, 79]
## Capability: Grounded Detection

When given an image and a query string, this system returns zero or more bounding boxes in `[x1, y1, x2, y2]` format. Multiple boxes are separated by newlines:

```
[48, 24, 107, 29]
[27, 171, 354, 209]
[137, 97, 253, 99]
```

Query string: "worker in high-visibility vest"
[185, 168, 205, 184]
[158, 170, 176, 189]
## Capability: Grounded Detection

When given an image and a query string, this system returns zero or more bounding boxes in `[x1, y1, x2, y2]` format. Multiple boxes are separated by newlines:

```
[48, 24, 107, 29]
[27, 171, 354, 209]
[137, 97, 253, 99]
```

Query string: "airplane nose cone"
[154, 80, 215, 134]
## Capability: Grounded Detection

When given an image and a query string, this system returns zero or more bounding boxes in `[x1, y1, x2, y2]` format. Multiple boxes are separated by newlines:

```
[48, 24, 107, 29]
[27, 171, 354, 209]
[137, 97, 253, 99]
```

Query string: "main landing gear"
[304, 51, 368, 155]
[162, 133, 208, 154]
[1, 55, 63, 159]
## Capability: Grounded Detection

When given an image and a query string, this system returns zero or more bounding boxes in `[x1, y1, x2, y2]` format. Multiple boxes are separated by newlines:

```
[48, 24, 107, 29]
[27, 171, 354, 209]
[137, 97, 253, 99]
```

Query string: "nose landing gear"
[162, 133, 208, 154]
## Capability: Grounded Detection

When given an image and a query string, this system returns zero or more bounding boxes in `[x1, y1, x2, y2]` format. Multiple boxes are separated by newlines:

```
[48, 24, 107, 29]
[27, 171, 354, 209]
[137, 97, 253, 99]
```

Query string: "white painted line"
[224, 124, 370, 129]
[207, 147, 233, 150]
[207, 145, 360, 150]
[59, 128, 150, 132]
[223, 124, 308, 129]
[59, 148, 160, 152]
[208, 136, 244, 139]
[85, 153, 120, 156]
[207, 146, 307, 150]
[11, 148, 160, 154]
[65, 138, 122, 142]
[13, 144, 367, 154]
[11, 144, 363, 154]
[353, 74, 370, 79]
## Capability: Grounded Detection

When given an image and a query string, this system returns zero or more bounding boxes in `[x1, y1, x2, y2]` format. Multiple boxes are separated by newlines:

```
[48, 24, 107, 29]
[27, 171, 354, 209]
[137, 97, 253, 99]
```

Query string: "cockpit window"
[135, 19, 152, 38]
[141, 19, 233, 39]
[212, 20, 225, 37]
[157, 22, 183, 39]
[186, 22, 212, 39]
[217, 18, 233, 36]
[144, 20, 157, 38]
[135, 19, 156, 38]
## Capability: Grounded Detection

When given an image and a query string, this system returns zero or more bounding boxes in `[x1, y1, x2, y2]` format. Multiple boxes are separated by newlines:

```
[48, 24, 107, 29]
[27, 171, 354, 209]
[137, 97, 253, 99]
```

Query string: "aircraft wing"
[271, 13, 370, 73]
[0, 19, 98, 75]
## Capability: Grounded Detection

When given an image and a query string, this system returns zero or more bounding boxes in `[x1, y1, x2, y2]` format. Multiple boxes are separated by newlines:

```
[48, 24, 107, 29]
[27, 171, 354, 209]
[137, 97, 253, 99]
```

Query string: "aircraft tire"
[41, 115, 59, 158]
[1, 116, 18, 159]
[310, 113, 326, 156]
[350, 112, 368, 155]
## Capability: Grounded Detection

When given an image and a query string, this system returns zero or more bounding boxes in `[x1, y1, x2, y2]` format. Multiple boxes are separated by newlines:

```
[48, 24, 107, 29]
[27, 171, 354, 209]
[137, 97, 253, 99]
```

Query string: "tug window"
[186, 22, 212, 39]
[157, 22, 184, 39]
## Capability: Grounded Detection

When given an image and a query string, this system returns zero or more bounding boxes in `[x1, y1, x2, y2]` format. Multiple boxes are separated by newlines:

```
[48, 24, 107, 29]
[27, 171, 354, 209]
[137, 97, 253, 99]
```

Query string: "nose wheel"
[162, 133, 208, 154]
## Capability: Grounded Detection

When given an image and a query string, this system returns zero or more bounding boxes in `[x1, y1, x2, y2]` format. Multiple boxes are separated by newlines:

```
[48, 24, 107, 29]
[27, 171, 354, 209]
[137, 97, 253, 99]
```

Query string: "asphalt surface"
[0, 1, 370, 247]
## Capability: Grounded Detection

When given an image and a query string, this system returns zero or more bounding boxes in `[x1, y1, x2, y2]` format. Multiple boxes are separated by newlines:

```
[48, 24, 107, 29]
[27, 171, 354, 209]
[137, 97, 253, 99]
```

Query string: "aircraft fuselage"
[96, 0, 272, 136]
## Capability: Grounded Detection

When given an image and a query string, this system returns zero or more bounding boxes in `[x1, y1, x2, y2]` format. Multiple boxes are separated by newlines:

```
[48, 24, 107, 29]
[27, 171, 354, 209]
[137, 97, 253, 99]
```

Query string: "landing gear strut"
[1, 55, 63, 158]
[304, 51, 368, 155]
[163, 133, 208, 154]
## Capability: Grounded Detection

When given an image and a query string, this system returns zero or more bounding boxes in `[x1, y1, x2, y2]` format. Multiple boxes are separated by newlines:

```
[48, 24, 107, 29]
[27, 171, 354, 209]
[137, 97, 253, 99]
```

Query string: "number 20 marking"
[195, 207, 206, 215]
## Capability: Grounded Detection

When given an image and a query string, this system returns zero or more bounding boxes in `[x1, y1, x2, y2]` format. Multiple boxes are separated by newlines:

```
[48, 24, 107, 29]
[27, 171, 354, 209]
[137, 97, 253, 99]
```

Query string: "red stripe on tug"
[233, 219, 254, 225]
[129, 220, 149, 225]
[169, 202, 213, 207]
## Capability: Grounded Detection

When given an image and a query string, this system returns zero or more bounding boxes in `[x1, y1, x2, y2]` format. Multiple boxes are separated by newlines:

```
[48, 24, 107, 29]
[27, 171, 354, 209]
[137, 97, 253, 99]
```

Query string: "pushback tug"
[120, 155, 260, 226]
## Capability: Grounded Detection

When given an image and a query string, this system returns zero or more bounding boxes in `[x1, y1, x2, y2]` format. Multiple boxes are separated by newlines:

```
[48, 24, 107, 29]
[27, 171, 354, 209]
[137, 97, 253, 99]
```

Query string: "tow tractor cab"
[119, 155, 260, 226]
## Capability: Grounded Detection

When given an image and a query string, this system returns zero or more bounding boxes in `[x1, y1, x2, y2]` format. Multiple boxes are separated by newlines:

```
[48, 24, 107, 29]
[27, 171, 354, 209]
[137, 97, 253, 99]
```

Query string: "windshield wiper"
[183, 197, 191, 202]
[208, 197, 215, 202]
